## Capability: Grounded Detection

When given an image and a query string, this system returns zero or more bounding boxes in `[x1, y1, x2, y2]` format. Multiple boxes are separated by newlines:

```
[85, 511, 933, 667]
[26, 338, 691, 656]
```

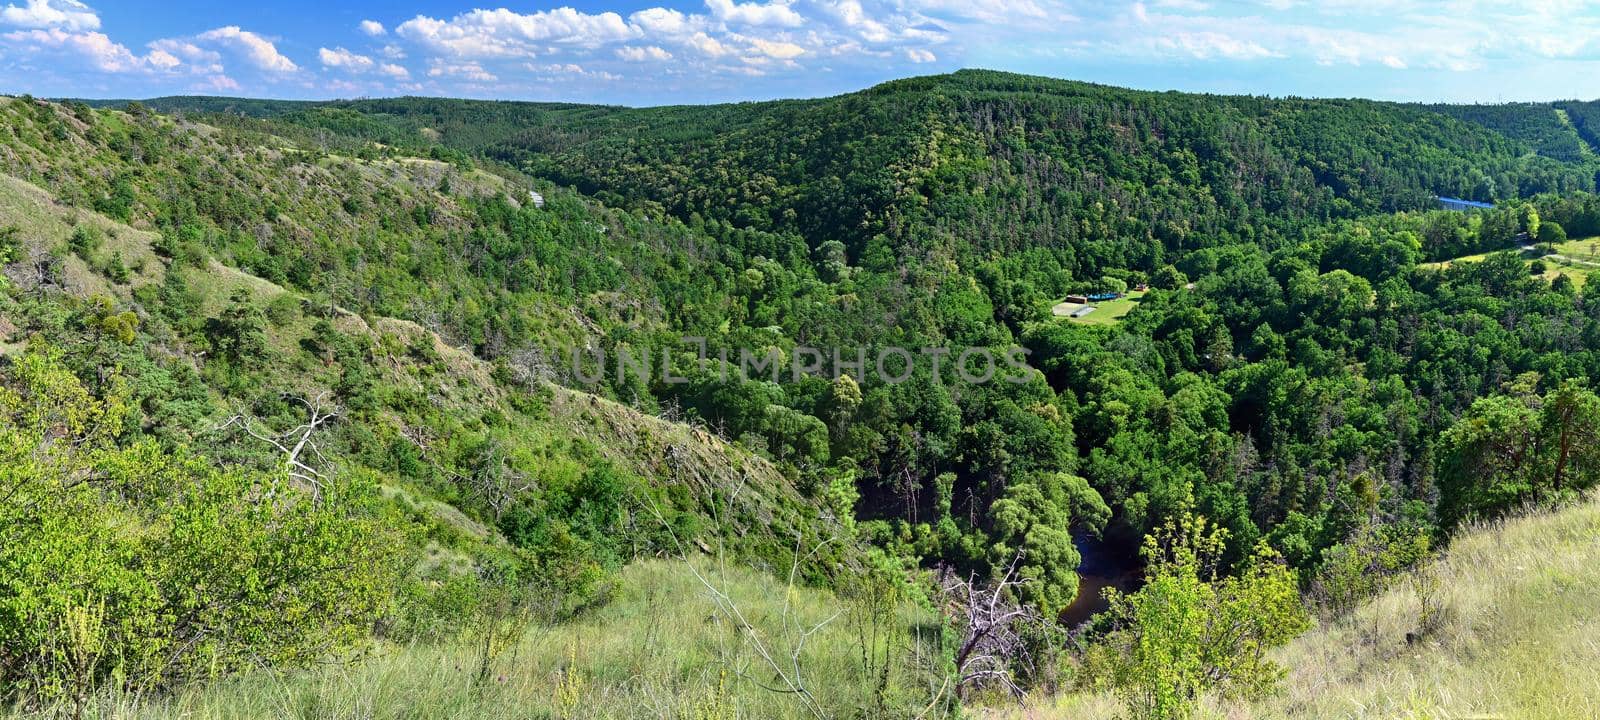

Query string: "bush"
[1101, 513, 1309, 720]
[0, 350, 403, 707]
[68, 225, 103, 260]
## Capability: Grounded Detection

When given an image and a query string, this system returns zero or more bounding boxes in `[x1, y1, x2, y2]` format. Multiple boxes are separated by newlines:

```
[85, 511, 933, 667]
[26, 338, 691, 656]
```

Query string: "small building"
[1070, 306, 1097, 318]
[1087, 292, 1121, 301]
[1134, 283, 1149, 292]
[1065, 294, 1089, 304]
[1437, 196, 1494, 211]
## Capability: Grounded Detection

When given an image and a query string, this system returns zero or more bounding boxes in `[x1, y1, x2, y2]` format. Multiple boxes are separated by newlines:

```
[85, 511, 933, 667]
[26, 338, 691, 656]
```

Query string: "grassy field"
[1550, 237, 1600, 261]
[1417, 250, 1503, 269]
[986, 492, 1600, 720]
[7, 559, 947, 720]
[1419, 242, 1598, 289]
[1051, 290, 1147, 326]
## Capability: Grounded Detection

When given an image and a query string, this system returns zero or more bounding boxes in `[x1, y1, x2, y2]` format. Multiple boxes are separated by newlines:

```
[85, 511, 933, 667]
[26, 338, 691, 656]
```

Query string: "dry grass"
[10, 559, 946, 720]
[988, 494, 1600, 720]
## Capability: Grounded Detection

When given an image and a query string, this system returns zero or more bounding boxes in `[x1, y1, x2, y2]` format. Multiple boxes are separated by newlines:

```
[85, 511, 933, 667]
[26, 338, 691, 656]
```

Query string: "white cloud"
[427, 59, 497, 82]
[148, 38, 222, 73]
[526, 61, 622, 80]
[818, 0, 890, 42]
[630, 7, 697, 36]
[319, 46, 374, 71]
[705, 0, 804, 27]
[906, 48, 935, 62]
[616, 44, 672, 61]
[1158, 31, 1280, 60]
[379, 62, 409, 78]
[0, 0, 98, 31]
[359, 19, 385, 37]
[193, 73, 240, 92]
[197, 26, 298, 72]
[686, 31, 731, 57]
[745, 36, 804, 59]
[397, 8, 638, 58]
[2, 28, 152, 71]
[146, 48, 179, 69]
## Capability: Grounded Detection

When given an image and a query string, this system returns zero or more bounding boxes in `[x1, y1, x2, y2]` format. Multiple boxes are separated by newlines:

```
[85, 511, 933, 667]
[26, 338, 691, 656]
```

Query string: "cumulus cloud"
[819, 0, 891, 42]
[319, 46, 374, 71]
[197, 25, 298, 72]
[319, 45, 410, 79]
[745, 36, 804, 59]
[0, 0, 98, 31]
[183, 73, 238, 93]
[427, 59, 497, 82]
[685, 31, 731, 57]
[705, 0, 804, 28]
[148, 38, 223, 73]
[3, 27, 141, 71]
[616, 44, 672, 61]
[630, 7, 697, 36]
[526, 61, 622, 80]
[397, 8, 637, 58]
[21, 0, 1589, 102]
[1157, 31, 1279, 61]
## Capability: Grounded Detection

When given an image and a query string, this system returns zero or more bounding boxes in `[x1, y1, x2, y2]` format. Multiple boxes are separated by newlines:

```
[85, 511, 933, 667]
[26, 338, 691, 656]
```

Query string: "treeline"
[1420, 102, 1590, 163]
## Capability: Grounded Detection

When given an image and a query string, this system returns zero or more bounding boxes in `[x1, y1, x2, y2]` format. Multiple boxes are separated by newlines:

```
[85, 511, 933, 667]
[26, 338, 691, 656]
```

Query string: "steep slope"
[1418, 102, 1590, 162]
[993, 493, 1600, 719]
[0, 97, 863, 596]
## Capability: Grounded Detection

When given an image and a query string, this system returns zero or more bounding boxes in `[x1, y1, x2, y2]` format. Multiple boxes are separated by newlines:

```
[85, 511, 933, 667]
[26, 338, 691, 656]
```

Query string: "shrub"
[0, 349, 403, 707]
[68, 225, 103, 260]
[1101, 513, 1309, 720]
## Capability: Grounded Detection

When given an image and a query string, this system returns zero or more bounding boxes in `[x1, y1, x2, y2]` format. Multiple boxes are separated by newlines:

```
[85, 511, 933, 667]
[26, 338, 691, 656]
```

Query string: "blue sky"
[2, 0, 1597, 105]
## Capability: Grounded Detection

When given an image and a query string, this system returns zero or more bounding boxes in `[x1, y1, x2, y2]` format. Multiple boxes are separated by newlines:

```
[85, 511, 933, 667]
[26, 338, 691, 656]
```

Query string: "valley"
[7, 70, 1600, 717]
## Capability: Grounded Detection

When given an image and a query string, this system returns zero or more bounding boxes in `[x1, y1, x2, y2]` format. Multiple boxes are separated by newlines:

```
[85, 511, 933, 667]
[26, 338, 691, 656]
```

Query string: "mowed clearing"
[1052, 290, 1147, 325]
[1419, 240, 1600, 289]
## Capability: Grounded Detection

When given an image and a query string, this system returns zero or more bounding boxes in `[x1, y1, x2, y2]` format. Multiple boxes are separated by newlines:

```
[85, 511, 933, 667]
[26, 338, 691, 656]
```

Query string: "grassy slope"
[993, 493, 1600, 719]
[0, 111, 860, 578]
[1419, 243, 1597, 289]
[24, 559, 943, 720]
[0, 165, 930, 715]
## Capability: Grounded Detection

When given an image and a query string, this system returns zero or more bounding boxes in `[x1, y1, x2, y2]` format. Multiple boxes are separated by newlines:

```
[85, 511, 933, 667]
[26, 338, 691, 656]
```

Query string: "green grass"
[1548, 236, 1600, 262]
[11, 559, 947, 719]
[1419, 243, 1598, 290]
[1052, 290, 1147, 326]
[987, 492, 1600, 720]
[1417, 249, 1505, 269]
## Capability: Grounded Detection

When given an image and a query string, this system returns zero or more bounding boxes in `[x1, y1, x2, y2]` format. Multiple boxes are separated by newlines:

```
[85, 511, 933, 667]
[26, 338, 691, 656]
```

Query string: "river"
[1060, 533, 1142, 627]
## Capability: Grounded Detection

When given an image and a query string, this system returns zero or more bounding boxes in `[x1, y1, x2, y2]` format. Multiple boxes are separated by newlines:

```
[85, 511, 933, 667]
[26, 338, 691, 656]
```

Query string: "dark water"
[1060, 534, 1141, 627]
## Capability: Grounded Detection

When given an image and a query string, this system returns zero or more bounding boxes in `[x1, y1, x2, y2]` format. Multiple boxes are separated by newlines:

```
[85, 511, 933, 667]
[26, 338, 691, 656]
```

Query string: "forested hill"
[103, 70, 1597, 273]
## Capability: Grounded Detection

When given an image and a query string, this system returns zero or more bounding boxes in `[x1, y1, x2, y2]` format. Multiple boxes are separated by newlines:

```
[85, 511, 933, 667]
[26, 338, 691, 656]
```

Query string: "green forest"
[6, 70, 1600, 718]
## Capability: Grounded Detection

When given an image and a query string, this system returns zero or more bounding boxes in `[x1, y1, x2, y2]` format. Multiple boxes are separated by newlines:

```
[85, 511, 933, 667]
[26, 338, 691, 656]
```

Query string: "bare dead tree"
[939, 554, 1041, 699]
[456, 436, 532, 520]
[398, 423, 434, 459]
[217, 392, 340, 503]
[4, 244, 63, 296]
[504, 345, 556, 388]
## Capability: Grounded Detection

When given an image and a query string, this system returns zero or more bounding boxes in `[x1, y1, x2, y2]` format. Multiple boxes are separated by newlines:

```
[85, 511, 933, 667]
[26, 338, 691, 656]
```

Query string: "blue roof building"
[1437, 196, 1495, 211]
